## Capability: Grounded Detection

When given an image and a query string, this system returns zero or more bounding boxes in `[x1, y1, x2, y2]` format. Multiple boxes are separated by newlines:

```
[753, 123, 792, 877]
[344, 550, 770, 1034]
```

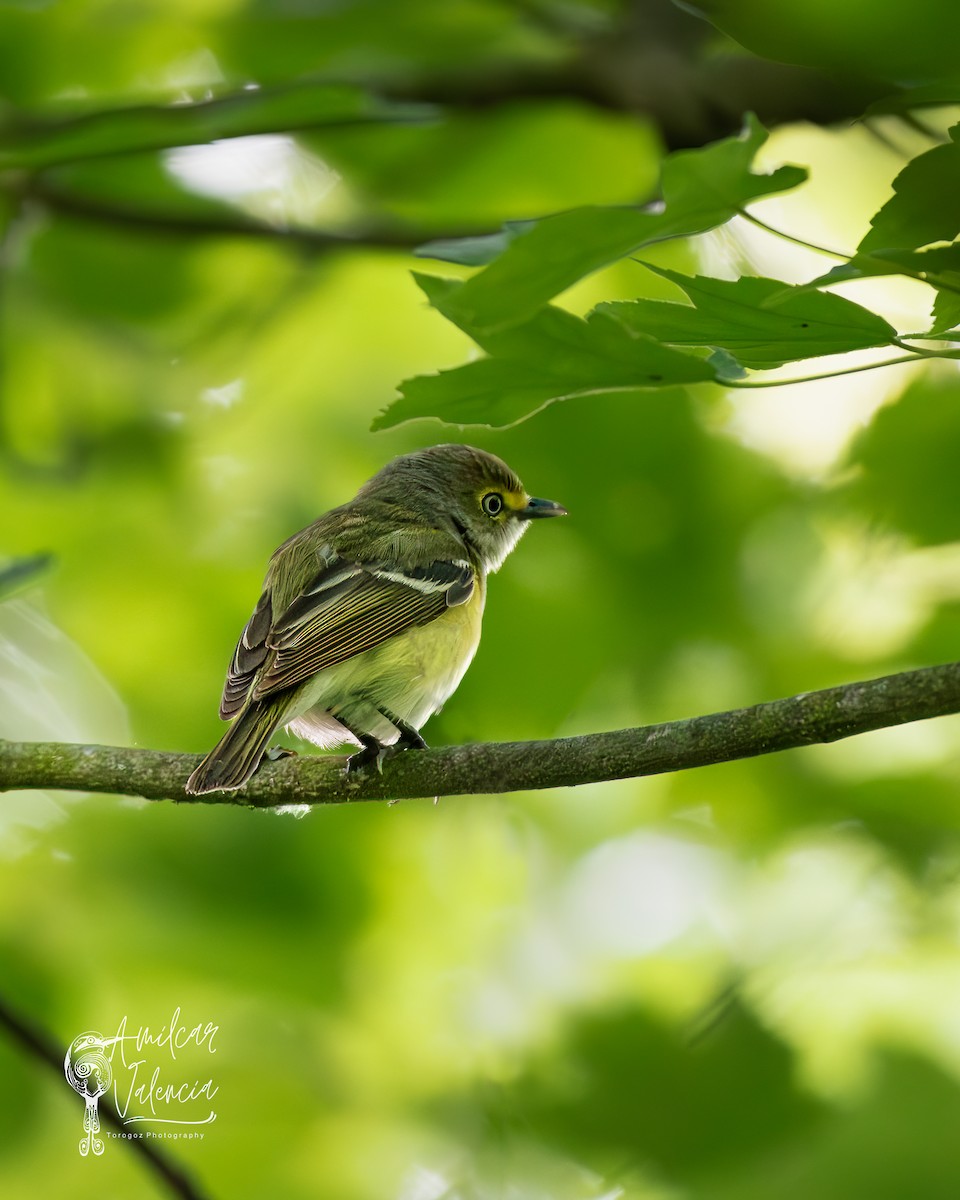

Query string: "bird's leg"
[345, 733, 388, 775]
[375, 708, 434, 805]
[341, 710, 426, 776]
[376, 706, 428, 752]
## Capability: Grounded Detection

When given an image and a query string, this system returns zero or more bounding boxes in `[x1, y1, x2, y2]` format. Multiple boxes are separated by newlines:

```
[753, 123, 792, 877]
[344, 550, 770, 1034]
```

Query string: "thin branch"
[22, 178, 466, 252]
[0, 993, 213, 1200]
[891, 337, 960, 356]
[3, 660, 960, 806]
[375, 49, 890, 152]
[721, 353, 924, 389]
[738, 212, 851, 260]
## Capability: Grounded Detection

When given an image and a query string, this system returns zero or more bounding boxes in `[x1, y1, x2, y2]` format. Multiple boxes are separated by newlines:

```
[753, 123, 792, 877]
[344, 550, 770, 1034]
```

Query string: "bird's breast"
[388, 573, 485, 723]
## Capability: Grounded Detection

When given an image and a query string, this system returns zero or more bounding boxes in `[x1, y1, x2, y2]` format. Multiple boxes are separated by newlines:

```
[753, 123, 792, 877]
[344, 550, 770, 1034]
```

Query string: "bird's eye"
[481, 492, 504, 517]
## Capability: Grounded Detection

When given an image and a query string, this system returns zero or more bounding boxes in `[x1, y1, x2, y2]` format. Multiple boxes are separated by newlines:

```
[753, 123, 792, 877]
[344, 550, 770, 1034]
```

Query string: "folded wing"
[220, 557, 475, 717]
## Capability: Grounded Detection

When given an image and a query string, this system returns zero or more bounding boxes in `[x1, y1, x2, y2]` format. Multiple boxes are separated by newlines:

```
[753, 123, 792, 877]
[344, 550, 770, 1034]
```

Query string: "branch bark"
[2, 661, 959, 807]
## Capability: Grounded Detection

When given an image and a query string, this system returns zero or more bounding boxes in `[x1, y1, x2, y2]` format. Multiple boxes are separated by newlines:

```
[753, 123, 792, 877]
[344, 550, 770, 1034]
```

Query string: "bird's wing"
[219, 556, 475, 716]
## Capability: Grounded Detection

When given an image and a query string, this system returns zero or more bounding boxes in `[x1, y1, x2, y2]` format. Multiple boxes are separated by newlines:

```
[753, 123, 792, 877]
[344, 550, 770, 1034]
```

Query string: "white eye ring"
[482, 492, 503, 516]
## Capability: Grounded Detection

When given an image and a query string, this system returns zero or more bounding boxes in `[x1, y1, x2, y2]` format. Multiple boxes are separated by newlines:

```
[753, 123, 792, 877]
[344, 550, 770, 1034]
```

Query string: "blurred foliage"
[3, 2, 960, 1199]
[691, 0, 960, 88]
[395, 115, 960, 428]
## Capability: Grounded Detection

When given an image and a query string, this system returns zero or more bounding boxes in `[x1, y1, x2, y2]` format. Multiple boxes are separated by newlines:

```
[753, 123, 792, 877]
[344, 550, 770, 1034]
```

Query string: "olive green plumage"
[185, 445, 565, 794]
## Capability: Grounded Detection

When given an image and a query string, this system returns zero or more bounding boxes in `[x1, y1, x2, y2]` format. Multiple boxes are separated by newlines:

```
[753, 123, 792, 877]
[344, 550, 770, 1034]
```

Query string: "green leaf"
[374, 274, 718, 428]
[802, 244, 960, 299]
[801, 256, 906, 290]
[429, 115, 806, 334]
[657, 113, 805, 222]
[859, 126, 960, 255]
[885, 244, 960, 275]
[805, 245, 960, 339]
[600, 268, 897, 368]
[377, 358, 588, 429]
[317, 101, 663, 232]
[415, 222, 534, 266]
[692, 0, 960, 87]
[0, 83, 428, 171]
[873, 247, 960, 336]
[928, 288, 960, 336]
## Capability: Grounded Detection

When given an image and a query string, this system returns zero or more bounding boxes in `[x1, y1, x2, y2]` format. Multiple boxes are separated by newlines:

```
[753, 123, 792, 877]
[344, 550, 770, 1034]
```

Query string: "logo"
[63, 1008, 219, 1156]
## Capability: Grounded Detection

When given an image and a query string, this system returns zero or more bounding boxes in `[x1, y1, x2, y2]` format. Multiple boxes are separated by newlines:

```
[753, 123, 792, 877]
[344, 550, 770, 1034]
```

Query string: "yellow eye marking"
[501, 490, 528, 512]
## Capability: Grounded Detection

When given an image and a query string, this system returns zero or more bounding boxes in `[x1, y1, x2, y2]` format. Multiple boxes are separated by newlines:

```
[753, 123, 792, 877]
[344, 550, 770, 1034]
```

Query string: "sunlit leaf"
[928, 288, 960, 335]
[416, 222, 534, 266]
[804, 244, 960, 339]
[600, 267, 898, 368]
[375, 274, 717, 428]
[859, 126, 960, 254]
[428, 115, 805, 333]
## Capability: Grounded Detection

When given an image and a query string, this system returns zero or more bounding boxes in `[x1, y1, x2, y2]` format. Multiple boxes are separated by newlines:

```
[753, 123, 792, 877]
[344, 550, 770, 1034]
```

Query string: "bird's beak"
[518, 496, 568, 520]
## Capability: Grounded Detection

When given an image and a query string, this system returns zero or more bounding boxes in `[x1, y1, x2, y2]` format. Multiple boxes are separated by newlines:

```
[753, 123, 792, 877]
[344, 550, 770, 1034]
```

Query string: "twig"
[721, 353, 924, 389]
[2, 660, 960, 806]
[22, 178, 471, 252]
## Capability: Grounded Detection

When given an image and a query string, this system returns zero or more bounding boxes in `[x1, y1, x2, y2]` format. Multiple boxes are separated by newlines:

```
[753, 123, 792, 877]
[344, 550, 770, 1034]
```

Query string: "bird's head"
[361, 444, 567, 572]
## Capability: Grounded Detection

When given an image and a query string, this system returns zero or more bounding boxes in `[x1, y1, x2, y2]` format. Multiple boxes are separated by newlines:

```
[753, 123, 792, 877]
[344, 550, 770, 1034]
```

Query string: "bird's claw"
[344, 731, 428, 777]
[345, 740, 387, 775]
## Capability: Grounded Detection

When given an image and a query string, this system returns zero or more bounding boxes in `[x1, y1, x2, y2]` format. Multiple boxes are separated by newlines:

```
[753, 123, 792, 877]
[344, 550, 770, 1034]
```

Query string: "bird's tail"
[185, 697, 289, 795]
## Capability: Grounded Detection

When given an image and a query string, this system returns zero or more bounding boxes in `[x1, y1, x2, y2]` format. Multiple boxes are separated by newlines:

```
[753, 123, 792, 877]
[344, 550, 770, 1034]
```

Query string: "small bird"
[185, 444, 566, 794]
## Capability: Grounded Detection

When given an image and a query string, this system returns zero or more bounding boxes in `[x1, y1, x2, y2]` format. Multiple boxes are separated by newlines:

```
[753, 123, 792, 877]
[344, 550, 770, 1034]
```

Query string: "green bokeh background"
[3, 3, 960, 1198]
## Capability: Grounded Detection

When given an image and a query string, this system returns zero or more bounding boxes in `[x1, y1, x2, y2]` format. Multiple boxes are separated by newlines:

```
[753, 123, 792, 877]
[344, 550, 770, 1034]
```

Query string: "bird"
[185, 444, 566, 794]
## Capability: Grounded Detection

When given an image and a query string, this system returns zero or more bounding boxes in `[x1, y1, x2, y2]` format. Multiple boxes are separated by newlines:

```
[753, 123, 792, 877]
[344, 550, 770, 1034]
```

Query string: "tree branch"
[377, 49, 888, 152]
[2, 661, 959, 806]
[20, 177, 458, 252]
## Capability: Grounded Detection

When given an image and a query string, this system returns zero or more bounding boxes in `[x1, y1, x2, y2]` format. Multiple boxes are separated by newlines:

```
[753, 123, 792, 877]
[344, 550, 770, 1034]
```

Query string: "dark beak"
[519, 496, 567, 520]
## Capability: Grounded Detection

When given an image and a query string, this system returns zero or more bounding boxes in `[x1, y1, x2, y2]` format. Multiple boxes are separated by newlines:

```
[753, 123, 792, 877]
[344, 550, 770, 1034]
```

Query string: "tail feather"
[185, 698, 289, 795]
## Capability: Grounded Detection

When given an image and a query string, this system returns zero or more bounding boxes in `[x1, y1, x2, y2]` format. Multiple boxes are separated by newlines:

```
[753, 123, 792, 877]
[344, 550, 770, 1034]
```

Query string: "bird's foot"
[345, 736, 388, 776]
[344, 726, 428, 777]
